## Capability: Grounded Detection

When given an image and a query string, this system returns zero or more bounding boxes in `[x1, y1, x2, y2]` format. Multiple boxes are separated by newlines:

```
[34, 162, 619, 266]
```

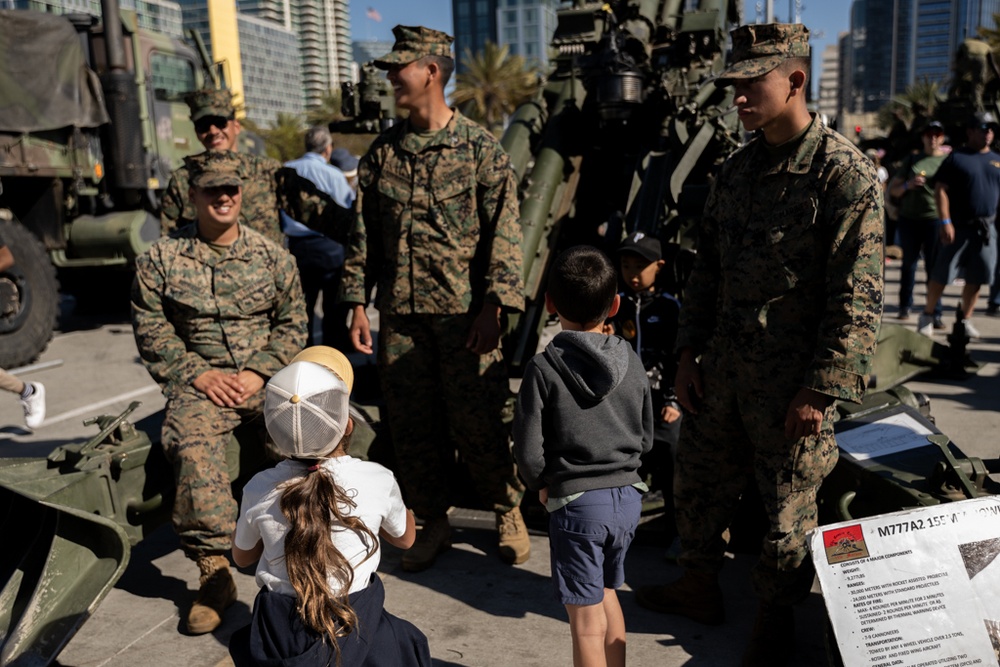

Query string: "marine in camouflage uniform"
[132, 151, 307, 634]
[159, 88, 285, 246]
[339, 25, 528, 571]
[635, 24, 883, 666]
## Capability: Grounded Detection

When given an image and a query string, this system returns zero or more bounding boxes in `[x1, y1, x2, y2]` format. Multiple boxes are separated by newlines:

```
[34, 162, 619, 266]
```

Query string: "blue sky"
[350, 0, 851, 86]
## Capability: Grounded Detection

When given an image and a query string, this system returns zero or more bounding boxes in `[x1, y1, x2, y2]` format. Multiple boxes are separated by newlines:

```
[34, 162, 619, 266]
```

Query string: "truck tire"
[0, 218, 59, 368]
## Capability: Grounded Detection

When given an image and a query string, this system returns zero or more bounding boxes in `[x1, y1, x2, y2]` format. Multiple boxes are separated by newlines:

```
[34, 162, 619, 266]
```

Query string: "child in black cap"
[605, 231, 682, 536]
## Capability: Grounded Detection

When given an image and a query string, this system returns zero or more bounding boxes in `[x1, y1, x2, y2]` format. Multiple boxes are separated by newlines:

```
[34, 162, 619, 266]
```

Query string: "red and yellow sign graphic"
[822, 524, 870, 564]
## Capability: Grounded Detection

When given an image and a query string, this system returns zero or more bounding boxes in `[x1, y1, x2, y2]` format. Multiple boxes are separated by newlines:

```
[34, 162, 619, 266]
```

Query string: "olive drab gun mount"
[500, 0, 744, 370]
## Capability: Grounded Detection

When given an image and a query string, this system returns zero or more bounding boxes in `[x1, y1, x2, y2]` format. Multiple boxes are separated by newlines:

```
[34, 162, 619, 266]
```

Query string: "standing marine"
[132, 151, 307, 635]
[339, 25, 530, 572]
[634, 23, 884, 666]
[159, 88, 285, 245]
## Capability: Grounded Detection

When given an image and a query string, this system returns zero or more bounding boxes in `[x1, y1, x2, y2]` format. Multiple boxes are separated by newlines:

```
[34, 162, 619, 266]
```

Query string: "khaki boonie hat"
[185, 150, 243, 188]
[373, 25, 453, 69]
[184, 88, 235, 121]
[716, 23, 810, 86]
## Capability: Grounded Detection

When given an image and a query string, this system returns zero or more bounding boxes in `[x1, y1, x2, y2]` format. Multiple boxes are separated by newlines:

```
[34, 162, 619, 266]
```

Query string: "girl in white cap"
[229, 346, 427, 666]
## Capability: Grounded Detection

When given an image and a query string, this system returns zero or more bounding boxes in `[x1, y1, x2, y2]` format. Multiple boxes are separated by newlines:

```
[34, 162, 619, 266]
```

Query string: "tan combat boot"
[187, 554, 237, 635]
[634, 570, 725, 625]
[497, 506, 531, 565]
[741, 602, 794, 667]
[401, 517, 452, 573]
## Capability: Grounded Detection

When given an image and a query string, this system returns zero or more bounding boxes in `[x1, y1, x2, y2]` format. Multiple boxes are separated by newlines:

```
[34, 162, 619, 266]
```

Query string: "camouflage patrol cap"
[184, 88, 235, 121]
[373, 25, 454, 69]
[715, 23, 810, 86]
[185, 150, 243, 188]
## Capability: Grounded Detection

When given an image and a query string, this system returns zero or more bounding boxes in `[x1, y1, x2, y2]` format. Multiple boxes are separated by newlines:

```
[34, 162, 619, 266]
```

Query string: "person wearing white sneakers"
[0, 240, 46, 429]
[1, 370, 45, 430]
[918, 112, 1000, 339]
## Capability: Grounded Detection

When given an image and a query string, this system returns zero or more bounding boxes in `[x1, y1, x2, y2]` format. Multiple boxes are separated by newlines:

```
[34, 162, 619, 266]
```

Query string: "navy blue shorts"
[548, 486, 642, 606]
[930, 222, 997, 286]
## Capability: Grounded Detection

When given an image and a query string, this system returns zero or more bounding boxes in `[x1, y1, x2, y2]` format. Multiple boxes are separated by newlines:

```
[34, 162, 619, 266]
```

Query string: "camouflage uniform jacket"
[339, 109, 524, 314]
[132, 224, 307, 397]
[676, 116, 884, 403]
[160, 152, 285, 246]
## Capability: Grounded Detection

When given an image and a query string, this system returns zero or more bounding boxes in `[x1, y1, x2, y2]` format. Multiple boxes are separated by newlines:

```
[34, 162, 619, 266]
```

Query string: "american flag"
[366, 6, 381, 21]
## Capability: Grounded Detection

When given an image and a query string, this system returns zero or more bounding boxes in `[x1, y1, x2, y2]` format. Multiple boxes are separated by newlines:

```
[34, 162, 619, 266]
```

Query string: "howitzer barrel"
[501, 98, 545, 182]
[512, 77, 581, 290]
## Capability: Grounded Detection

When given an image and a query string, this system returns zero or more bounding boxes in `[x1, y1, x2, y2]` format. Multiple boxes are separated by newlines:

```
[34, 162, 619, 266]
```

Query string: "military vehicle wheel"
[0, 218, 59, 368]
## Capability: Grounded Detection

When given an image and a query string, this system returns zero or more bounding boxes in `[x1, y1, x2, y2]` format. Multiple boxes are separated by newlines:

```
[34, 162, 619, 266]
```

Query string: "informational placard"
[810, 495, 1000, 667]
[836, 411, 935, 464]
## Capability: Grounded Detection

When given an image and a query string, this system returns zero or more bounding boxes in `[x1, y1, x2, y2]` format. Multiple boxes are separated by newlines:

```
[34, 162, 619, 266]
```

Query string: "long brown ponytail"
[278, 435, 377, 666]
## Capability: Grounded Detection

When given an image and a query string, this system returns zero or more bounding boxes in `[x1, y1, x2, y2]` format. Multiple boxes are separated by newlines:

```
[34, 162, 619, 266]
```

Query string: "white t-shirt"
[234, 455, 408, 597]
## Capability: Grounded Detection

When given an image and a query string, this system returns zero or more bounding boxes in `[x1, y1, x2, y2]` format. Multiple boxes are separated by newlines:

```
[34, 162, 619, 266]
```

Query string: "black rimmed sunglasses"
[194, 115, 234, 133]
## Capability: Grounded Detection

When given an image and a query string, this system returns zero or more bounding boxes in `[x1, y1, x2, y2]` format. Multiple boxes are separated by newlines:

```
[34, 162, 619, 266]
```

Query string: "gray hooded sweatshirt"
[513, 330, 654, 497]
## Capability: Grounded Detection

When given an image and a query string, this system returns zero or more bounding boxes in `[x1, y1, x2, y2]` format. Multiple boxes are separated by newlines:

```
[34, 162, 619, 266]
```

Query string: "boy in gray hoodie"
[513, 245, 654, 667]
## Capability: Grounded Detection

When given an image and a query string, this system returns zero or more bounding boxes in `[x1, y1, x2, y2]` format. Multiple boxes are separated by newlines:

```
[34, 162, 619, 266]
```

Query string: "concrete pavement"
[0, 261, 996, 667]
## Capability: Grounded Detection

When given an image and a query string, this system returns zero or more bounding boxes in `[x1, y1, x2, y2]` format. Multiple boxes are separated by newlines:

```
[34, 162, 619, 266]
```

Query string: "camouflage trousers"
[161, 388, 266, 559]
[378, 313, 525, 518]
[674, 353, 838, 606]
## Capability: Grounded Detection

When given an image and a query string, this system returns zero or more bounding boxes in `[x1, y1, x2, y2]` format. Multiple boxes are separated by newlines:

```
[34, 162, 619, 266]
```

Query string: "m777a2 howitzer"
[499, 0, 744, 370]
[0, 4, 997, 665]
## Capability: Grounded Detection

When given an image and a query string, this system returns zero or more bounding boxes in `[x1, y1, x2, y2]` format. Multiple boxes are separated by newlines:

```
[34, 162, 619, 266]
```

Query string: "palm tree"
[243, 112, 305, 162]
[876, 78, 943, 131]
[901, 78, 943, 119]
[451, 41, 540, 134]
[305, 90, 344, 128]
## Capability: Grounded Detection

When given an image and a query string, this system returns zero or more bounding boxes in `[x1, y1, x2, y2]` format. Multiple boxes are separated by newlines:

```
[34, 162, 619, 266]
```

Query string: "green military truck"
[0, 0, 207, 368]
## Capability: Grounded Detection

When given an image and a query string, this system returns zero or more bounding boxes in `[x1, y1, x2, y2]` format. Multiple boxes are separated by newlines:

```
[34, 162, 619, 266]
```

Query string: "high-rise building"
[846, 0, 1000, 114]
[293, 0, 352, 108]
[453, 0, 560, 72]
[237, 13, 304, 124]
[184, 0, 354, 122]
[838, 31, 852, 122]
[495, 0, 558, 68]
[2, 0, 184, 36]
[847, 0, 895, 113]
[453, 0, 497, 71]
[817, 42, 839, 126]
[353, 39, 393, 66]
[239, 0, 351, 108]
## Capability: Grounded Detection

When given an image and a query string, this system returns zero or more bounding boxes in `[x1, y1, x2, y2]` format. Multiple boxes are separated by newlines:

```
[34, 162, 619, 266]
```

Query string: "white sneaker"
[917, 313, 935, 336]
[963, 319, 981, 340]
[21, 382, 45, 429]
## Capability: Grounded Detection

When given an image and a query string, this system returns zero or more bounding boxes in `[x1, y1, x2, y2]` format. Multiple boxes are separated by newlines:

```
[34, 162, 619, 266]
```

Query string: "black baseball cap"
[967, 111, 998, 130]
[921, 120, 944, 134]
[618, 232, 661, 262]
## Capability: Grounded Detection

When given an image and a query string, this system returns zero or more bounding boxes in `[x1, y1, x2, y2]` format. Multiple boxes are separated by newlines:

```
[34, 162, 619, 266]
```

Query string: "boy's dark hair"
[547, 245, 617, 325]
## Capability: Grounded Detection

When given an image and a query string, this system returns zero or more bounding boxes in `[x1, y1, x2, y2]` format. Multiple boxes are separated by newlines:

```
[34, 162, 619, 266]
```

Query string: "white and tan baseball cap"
[264, 346, 354, 459]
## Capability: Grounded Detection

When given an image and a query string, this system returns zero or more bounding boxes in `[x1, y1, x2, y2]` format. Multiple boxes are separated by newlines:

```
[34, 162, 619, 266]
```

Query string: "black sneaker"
[895, 309, 910, 320]
[987, 304, 1000, 318]
[933, 316, 946, 330]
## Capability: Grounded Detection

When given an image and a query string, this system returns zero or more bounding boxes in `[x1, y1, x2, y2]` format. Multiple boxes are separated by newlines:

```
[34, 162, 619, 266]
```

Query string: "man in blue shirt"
[919, 112, 1000, 338]
[282, 126, 356, 348]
